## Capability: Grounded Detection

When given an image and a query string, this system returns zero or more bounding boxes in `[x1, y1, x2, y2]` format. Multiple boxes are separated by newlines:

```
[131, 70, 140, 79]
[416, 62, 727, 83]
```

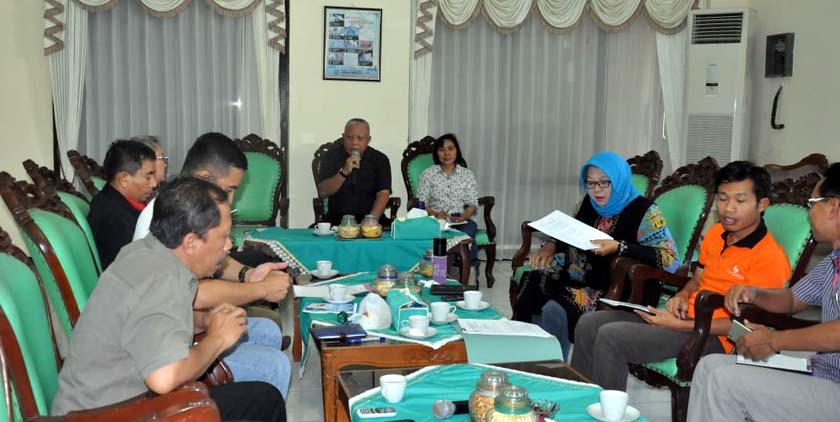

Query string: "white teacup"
[316, 222, 332, 234]
[379, 374, 407, 404]
[430, 302, 457, 322]
[400, 315, 430, 336]
[463, 290, 482, 310]
[599, 390, 629, 421]
[316, 260, 333, 276]
[328, 284, 347, 301]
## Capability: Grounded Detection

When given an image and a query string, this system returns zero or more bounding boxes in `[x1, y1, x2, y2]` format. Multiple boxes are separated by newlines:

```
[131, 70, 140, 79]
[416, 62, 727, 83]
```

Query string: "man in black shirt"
[316, 118, 392, 225]
[88, 140, 158, 269]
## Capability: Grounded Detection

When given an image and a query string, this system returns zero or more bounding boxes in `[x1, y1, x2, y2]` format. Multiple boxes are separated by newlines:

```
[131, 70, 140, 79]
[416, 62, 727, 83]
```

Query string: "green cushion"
[655, 185, 707, 263]
[232, 152, 281, 223]
[29, 209, 100, 314]
[92, 177, 106, 192]
[0, 254, 60, 415]
[640, 358, 691, 387]
[631, 174, 650, 196]
[22, 233, 73, 339]
[511, 264, 533, 286]
[475, 229, 490, 246]
[57, 192, 102, 273]
[407, 154, 435, 197]
[231, 224, 264, 248]
[764, 204, 811, 273]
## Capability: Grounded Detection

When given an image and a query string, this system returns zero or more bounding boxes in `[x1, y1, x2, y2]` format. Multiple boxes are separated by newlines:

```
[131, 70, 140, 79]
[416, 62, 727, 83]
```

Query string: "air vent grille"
[692, 12, 743, 44]
[686, 114, 734, 165]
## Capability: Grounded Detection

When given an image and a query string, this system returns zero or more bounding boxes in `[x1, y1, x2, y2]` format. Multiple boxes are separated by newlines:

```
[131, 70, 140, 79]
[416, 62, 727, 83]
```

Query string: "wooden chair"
[763, 153, 829, 184]
[23, 159, 103, 273]
[617, 169, 818, 422]
[628, 150, 664, 198]
[310, 138, 400, 227]
[508, 156, 715, 316]
[230, 134, 290, 246]
[0, 225, 221, 422]
[400, 135, 498, 287]
[66, 150, 106, 199]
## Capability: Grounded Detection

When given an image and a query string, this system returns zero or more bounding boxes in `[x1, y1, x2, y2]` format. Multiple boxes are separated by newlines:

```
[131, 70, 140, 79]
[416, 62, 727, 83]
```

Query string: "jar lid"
[378, 264, 398, 279]
[423, 248, 433, 259]
[396, 272, 416, 287]
[493, 386, 532, 414]
[475, 370, 510, 391]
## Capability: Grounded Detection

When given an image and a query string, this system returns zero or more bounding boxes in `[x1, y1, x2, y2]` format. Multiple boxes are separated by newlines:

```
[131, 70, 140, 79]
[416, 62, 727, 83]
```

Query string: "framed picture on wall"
[323, 6, 382, 82]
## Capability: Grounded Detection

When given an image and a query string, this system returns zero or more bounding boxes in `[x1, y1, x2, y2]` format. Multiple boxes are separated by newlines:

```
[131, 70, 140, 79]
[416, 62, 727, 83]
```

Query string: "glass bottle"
[469, 371, 511, 422]
[484, 386, 536, 422]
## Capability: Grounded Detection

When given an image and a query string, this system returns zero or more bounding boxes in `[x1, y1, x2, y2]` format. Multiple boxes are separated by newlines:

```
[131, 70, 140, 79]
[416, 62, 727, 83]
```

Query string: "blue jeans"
[222, 317, 291, 398]
[455, 219, 479, 263]
[531, 300, 571, 361]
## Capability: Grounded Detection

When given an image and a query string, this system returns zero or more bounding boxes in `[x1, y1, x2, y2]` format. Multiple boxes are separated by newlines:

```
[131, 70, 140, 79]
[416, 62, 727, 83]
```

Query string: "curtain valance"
[44, 0, 287, 54]
[435, 0, 696, 34]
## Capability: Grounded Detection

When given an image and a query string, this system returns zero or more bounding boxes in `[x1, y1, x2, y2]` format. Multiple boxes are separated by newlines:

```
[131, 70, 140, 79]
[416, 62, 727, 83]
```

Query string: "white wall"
[711, 0, 840, 165]
[287, 1, 411, 228]
[0, 1, 55, 248]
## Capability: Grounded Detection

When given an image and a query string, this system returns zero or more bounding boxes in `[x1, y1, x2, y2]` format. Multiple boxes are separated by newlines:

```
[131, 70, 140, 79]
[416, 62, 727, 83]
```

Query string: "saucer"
[455, 300, 490, 311]
[311, 269, 339, 279]
[312, 229, 334, 237]
[400, 327, 438, 339]
[431, 314, 458, 325]
[585, 403, 640, 422]
[323, 294, 355, 304]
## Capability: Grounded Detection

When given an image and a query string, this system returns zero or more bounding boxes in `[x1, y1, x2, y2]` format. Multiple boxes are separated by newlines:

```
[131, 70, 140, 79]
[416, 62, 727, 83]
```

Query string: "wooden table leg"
[292, 297, 302, 362]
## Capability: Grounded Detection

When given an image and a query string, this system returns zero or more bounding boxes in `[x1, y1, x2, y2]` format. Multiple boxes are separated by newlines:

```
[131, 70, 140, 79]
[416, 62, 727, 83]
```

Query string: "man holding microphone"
[316, 118, 392, 225]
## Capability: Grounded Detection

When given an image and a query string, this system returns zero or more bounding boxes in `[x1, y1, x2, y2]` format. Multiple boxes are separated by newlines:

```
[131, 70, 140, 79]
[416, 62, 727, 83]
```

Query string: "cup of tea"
[379, 374, 407, 403]
[316, 260, 333, 276]
[463, 290, 482, 310]
[430, 302, 457, 323]
[599, 390, 628, 421]
[316, 222, 332, 234]
[328, 284, 347, 301]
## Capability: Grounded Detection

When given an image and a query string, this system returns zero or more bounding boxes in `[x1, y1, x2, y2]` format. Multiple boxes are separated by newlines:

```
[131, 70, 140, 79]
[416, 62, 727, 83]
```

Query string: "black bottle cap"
[433, 237, 447, 256]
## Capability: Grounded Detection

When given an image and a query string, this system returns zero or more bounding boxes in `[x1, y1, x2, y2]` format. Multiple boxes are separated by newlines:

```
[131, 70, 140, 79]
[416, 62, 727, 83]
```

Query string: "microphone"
[349, 149, 360, 184]
[432, 399, 469, 419]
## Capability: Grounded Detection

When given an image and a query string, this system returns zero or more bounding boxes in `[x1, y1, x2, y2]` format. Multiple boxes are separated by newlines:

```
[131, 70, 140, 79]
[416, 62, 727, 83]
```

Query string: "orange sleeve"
[697, 224, 723, 268]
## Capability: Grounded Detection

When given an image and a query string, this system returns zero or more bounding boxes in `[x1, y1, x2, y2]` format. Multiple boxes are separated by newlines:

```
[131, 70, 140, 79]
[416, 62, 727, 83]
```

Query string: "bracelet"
[617, 241, 628, 256]
[238, 266, 251, 283]
[338, 169, 348, 178]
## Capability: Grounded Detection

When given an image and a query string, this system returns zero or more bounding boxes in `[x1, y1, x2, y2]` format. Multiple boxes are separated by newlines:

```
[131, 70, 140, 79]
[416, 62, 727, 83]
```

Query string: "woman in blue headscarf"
[514, 151, 680, 360]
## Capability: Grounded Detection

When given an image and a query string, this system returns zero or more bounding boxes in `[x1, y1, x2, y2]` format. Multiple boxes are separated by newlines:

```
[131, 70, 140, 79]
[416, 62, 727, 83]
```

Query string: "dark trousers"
[570, 310, 725, 391]
[455, 219, 479, 262]
[209, 381, 286, 422]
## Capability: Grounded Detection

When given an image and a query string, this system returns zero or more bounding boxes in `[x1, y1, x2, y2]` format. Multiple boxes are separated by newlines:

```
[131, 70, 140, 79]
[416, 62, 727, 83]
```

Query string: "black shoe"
[281, 335, 291, 351]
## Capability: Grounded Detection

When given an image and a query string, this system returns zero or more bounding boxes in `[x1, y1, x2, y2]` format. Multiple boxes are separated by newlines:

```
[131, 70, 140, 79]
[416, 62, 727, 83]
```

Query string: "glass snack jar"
[394, 271, 420, 293]
[469, 371, 511, 422]
[484, 386, 536, 422]
[360, 214, 382, 238]
[373, 264, 398, 296]
[337, 215, 360, 239]
[418, 248, 434, 278]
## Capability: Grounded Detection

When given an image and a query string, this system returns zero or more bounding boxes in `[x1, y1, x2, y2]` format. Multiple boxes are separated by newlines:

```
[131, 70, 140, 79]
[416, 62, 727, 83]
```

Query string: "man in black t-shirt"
[316, 118, 392, 225]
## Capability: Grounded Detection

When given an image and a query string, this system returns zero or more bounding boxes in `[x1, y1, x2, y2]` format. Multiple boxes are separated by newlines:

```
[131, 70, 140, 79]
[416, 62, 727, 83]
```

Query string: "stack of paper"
[458, 319, 553, 338]
[736, 351, 814, 373]
[527, 210, 612, 250]
[293, 283, 370, 298]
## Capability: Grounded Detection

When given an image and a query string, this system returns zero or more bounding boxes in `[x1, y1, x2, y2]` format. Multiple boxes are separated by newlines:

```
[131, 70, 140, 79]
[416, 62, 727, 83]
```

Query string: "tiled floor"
[279, 261, 673, 422]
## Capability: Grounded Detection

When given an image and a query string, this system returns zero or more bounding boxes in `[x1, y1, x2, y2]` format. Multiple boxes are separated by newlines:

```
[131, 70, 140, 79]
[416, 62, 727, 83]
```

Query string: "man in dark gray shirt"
[51, 177, 285, 422]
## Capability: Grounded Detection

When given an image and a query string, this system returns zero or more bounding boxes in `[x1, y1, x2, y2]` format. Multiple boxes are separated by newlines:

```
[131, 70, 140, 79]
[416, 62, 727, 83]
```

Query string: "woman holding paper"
[417, 133, 480, 273]
[514, 151, 680, 360]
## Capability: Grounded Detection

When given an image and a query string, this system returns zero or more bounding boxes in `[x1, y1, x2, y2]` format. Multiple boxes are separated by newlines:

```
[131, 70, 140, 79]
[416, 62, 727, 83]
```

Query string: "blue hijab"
[579, 151, 640, 217]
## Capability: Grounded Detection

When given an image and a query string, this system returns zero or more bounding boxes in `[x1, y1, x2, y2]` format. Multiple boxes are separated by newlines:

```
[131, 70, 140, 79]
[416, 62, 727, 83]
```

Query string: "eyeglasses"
[585, 180, 612, 189]
[156, 155, 169, 165]
[807, 197, 839, 208]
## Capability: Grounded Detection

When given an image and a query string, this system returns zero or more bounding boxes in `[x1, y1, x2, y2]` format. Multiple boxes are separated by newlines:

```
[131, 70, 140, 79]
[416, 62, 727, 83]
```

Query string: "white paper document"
[527, 210, 612, 250]
[736, 351, 814, 373]
[293, 283, 370, 298]
[598, 298, 653, 314]
[458, 319, 553, 338]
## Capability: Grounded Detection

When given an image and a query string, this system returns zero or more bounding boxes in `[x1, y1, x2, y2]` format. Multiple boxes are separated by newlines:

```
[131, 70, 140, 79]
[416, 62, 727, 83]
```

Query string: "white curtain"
[49, 0, 88, 180]
[428, 16, 665, 253]
[78, 0, 263, 171]
[252, 0, 281, 144]
[410, 0, 438, 141]
[656, 29, 688, 171]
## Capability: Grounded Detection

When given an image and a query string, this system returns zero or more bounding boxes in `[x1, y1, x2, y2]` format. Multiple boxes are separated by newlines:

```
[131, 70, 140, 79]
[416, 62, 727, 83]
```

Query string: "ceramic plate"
[312, 229, 335, 236]
[322, 294, 355, 304]
[311, 269, 339, 279]
[455, 300, 490, 311]
[430, 314, 458, 325]
[399, 327, 438, 339]
[585, 403, 640, 422]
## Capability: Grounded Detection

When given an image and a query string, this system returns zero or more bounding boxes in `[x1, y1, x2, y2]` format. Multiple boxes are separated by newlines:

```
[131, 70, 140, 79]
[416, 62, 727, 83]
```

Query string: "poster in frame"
[323, 6, 382, 82]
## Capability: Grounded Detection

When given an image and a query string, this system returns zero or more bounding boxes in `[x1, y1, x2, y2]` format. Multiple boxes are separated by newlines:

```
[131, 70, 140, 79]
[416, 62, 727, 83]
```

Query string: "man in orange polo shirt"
[570, 161, 791, 391]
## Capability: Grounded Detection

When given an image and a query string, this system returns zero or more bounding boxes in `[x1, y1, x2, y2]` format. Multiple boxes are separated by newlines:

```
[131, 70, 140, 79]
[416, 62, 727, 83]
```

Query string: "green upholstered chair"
[0, 226, 221, 422]
[0, 172, 100, 340]
[620, 169, 819, 422]
[311, 138, 401, 228]
[67, 149, 106, 200]
[230, 134, 290, 247]
[23, 159, 103, 273]
[628, 150, 664, 198]
[400, 136, 498, 287]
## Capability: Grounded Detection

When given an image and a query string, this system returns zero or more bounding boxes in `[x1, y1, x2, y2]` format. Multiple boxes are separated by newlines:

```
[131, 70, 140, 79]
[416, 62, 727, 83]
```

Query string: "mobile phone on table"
[356, 407, 397, 418]
[727, 319, 753, 342]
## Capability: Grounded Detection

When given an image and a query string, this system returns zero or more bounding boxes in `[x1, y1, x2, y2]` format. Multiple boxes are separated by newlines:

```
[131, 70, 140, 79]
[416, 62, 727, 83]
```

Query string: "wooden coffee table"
[335, 361, 590, 422]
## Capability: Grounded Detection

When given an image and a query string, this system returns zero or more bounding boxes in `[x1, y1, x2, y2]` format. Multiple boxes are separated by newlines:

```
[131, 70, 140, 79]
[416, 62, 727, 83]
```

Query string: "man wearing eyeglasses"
[688, 163, 840, 421]
[570, 161, 792, 391]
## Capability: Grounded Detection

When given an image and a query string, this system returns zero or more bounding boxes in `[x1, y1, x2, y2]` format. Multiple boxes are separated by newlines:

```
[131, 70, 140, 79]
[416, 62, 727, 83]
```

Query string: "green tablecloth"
[297, 273, 503, 374]
[350, 364, 650, 422]
[248, 227, 467, 273]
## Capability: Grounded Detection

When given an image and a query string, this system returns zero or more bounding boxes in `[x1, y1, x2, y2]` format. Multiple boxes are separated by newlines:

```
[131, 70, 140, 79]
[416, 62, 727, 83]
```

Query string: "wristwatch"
[338, 169, 349, 178]
[238, 266, 251, 283]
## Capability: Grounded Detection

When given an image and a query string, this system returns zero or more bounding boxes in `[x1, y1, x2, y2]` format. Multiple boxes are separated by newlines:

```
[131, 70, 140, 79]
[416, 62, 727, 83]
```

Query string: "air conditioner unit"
[685, 8, 756, 166]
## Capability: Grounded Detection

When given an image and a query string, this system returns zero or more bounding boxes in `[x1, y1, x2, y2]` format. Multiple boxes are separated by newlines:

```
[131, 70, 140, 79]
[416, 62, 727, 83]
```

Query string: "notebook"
[311, 324, 367, 341]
